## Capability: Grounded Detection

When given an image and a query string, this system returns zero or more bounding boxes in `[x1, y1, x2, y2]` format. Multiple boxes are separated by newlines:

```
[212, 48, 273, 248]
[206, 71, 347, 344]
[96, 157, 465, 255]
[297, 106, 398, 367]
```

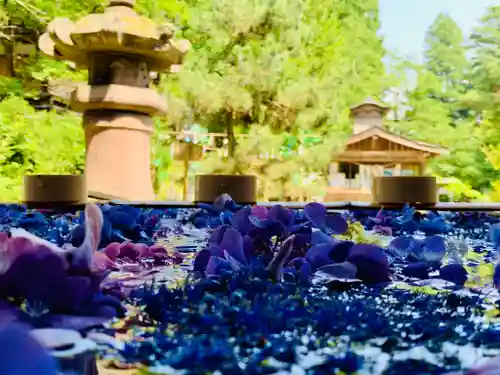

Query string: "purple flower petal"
[7, 236, 37, 258]
[347, 244, 390, 283]
[248, 215, 267, 229]
[46, 276, 92, 314]
[267, 235, 295, 281]
[223, 251, 245, 270]
[389, 235, 412, 253]
[251, 206, 269, 219]
[282, 267, 298, 282]
[314, 262, 358, 280]
[304, 202, 327, 229]
[325, 214, 348, 234]
[205, 256, 233, 276]
[205, 257, 219, 275]
[289, 224, 312, 249]
[306, 240, 353, 270]
[230, 207, 252, 235]
[148, 244, 167, 255]
[117, 242, 140, 261]
[102, 242, 121, 261]
[207, 245, 223, 257]
[242, 235, 254, 262]
[249, 216, 286, 240]
[0, 326, 57, 375]
[0, 232, 8, 247]
[298, 261, 312, 283]
[311, 231, 337, 246]
[286, 257, 312, 283]
[70, 203, 103, 272]
[0, 301, 24, 328]
[6, 249, 66, 302]
[208, 225, 230, 245]
[494, 263, 500, 290]
[307, 243, 336, 269]
[194, 249, 212, 273]
[402, 263, 429, 279]
[330, 241, 354, 263]
[44, 315, 108, 332]
[220, 227, 247, 266]
[443, 356, 500, 375]
[268, 205, 294, 227]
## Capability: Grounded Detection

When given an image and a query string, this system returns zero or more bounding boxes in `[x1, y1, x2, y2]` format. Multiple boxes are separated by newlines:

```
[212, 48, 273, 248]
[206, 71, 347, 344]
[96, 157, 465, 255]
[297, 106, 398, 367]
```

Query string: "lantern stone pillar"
[350, 97, 389, 134]
[38, 0, 190, 200]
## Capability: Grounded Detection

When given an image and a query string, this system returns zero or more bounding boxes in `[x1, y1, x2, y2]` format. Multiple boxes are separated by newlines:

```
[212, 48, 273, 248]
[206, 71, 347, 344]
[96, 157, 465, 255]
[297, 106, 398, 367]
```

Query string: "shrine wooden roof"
[334, 126, 448, 164]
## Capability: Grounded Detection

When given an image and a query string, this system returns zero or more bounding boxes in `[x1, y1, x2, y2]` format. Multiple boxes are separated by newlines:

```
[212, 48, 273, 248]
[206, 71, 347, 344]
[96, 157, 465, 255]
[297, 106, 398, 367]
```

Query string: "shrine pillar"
[393, 164, 401, 176]
[39, 0, 190, 200]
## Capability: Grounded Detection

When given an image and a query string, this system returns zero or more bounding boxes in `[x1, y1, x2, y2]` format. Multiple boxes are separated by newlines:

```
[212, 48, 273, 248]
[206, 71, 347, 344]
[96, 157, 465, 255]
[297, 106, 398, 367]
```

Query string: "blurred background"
[1, 0, 500, 203]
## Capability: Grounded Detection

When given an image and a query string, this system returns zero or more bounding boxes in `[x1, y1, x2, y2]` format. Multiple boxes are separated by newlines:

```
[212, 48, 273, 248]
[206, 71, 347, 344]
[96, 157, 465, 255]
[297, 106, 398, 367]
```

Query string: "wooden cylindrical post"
[24, 175, 87, 206]
[195, 174, 257, 204]
[372, 176, 437, 206]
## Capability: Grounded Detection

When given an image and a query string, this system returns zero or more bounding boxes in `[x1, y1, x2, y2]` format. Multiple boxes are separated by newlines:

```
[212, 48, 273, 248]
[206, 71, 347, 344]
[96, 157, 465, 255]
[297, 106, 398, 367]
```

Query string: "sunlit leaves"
[0, 97, 84, 201]
[1, 0, 388, 201]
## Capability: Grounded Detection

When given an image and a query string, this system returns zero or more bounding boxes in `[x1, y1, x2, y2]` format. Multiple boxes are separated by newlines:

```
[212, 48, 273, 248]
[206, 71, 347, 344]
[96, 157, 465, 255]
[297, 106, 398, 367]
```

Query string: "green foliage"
[392, 12, 500, 193]
[2, 1, 500, 201]
[158, 0, 387, 198]
[0, 96, 84, 201]
[439, 178, 489, 203]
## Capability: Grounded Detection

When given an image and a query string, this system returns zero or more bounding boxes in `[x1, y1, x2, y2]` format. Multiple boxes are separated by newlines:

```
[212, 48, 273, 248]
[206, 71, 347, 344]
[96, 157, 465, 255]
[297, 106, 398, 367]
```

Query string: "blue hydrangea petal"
[422, 235, 446, 263]
[439, 264, 468, 286]
[490, 223, 500, 248]
[402, 263, 429, 279]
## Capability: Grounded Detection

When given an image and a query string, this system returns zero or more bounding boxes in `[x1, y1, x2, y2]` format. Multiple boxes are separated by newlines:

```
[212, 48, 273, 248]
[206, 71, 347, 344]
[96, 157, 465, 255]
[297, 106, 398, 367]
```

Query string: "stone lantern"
[350, 97, 389, 134]
[38, 0, 190, 200]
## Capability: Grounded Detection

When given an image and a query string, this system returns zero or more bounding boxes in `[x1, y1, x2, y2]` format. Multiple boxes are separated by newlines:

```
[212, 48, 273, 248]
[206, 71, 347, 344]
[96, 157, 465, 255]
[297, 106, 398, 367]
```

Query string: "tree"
[465, 6, 500, 196]
[470, 6, 500, 140]
[160, 0, 387, 199]
[0, 0, 98, 201]
[391, 13, 500, 192]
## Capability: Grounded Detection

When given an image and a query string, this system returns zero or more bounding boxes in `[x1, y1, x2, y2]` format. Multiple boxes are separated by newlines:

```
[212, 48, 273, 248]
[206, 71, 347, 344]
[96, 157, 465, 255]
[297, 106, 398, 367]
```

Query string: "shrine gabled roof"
[346, 126, 448, 155]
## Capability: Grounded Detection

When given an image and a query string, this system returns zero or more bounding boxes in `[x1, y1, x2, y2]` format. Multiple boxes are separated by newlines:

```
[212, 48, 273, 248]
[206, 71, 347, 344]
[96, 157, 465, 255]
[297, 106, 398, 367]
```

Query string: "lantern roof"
[350, 97, 389, 115]
[38, 0, 190, 71]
